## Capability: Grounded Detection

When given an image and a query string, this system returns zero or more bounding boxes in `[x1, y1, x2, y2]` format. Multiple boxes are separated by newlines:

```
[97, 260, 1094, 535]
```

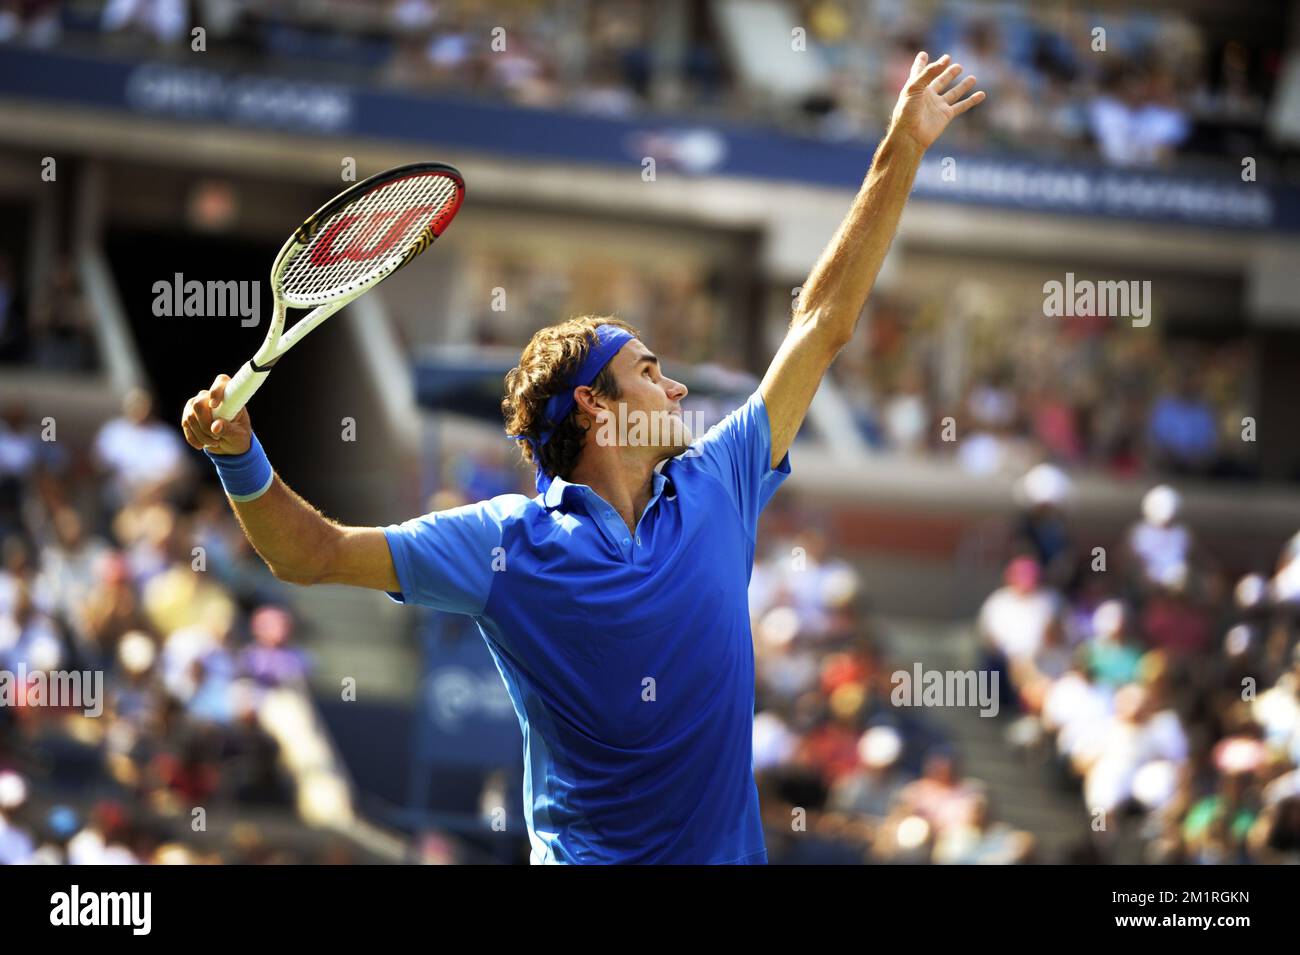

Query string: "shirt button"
[623, 538, 630, 546]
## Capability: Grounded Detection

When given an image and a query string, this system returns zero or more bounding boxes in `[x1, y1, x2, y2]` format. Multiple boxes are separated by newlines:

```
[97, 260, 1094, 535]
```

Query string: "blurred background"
[2, 0, 1300, 865]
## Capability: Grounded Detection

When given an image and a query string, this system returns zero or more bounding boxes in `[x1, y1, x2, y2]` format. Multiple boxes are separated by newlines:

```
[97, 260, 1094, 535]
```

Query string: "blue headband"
[507, 324, 634, 494]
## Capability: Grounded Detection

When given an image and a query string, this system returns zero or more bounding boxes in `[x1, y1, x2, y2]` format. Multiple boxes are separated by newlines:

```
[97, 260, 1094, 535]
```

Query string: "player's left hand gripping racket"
[212, 161, 464, 420]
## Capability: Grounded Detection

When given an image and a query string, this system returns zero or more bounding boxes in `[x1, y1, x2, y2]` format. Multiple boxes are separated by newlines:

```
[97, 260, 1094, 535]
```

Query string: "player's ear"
[573, 384, 610, 421]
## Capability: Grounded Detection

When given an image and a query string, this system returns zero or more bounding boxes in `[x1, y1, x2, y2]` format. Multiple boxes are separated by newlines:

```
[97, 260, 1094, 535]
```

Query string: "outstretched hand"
[890, 52, 986, 151]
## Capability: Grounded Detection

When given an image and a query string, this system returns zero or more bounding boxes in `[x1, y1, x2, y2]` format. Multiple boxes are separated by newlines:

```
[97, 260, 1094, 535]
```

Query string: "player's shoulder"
[663, 391, 765, 473]
[475, 492, 537, 524]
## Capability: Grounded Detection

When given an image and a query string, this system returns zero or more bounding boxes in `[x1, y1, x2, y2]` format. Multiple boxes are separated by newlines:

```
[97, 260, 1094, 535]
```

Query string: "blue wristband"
[205, 432, 274, 502]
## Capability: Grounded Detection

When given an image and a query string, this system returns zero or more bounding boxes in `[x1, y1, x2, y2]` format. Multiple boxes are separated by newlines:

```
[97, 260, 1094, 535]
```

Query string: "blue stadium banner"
[1, 45, 1296, 232]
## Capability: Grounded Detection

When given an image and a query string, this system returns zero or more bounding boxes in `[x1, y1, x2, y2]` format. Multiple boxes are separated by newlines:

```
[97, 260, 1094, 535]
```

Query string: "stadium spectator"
[827, 725, 911, 820]
[93, 388, 188, 510]
[1125, 484, 1192, 595]
[101, 0, 189, 45]
[1148, 369, 1220, 475]
[977, 556, 1064, 708]
[0, 0, 59, 47]
[0, 771, 34, 864]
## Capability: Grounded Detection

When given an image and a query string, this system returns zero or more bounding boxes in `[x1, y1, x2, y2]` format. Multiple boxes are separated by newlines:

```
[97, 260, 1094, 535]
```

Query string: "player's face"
[604, 339, 691, 456]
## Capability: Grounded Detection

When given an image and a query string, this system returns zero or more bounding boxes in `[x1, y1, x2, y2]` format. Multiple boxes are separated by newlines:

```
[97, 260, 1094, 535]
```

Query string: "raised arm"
[760, 52, 984, 466]
[181, 373, 398, 591]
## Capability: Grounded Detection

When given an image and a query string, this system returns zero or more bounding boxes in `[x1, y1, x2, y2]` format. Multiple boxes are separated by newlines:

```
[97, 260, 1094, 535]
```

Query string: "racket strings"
[281, 173, 461, 304]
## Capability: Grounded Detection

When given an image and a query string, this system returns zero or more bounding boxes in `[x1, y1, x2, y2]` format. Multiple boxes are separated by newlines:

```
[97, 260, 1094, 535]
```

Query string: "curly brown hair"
[502, 315, 640, 485]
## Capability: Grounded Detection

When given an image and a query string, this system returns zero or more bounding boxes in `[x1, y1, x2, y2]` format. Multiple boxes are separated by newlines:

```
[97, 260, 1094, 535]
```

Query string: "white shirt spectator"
[883, 393, 928, 452]
[0, 421, 37, 479]
[1139, 709, 1189, 764]
[1128, 520, 1190, 586]
[752, 711, 797, 771]
[978, 585, 1061, 661]
[1043, 671, 1113, 758]
[94, 416, 185, 499]
[0, 815, 34, 864]
[1254, 674, 1300, 752]
[35, 539, 110, 635]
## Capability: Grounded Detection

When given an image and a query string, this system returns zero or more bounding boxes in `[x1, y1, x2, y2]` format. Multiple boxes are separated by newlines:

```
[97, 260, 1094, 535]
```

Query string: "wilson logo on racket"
[308, 204, 443, 266]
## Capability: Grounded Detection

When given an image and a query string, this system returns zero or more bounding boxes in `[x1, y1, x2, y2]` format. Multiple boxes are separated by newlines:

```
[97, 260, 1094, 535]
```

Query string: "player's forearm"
[223, 473, 340, 585]
[793, 127, 924, 343]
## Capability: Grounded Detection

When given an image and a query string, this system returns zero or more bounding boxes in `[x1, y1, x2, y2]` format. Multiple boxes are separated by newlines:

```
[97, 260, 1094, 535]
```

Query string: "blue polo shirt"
[382, 389, 790, 863]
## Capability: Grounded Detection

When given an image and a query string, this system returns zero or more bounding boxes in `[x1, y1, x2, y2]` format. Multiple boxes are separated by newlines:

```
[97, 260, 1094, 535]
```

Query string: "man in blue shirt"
[181, 52, 984, 863]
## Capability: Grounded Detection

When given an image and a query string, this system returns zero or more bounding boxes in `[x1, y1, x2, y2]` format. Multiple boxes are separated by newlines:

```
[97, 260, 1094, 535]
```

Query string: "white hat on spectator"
[118, 630, 156, 675]
[1091, 599, 1126, 640]
[858, 725, 903, 769]
[757, 606, 801, 649]
[1142, 485, 1181, 526]
[1132, 760, 1178, 809]
[0, 770, 28, 810]
[820, 564, 859, 609]
[1235, 573, 1268, 610]
[1017, 463, 1074, 508]
[1223, 624, 1252, 657]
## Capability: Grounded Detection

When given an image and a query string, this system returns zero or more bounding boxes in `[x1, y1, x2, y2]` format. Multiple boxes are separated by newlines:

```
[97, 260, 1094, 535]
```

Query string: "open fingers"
[910, 53, 951, 91]
[929, 62, 964, 95]
[943, 74, 978, 104]
[950, 89, 987, 116]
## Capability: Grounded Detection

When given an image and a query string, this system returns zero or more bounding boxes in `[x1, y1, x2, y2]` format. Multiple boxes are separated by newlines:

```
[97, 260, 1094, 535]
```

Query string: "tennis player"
[181, 53, 983, 864]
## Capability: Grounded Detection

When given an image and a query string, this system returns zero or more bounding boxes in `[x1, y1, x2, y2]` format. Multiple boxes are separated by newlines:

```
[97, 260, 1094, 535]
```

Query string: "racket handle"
[213, 361, 269, 420]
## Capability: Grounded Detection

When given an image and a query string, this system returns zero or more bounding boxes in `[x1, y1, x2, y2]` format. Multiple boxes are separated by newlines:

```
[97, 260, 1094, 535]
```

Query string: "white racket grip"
[213, 360, 270, 420]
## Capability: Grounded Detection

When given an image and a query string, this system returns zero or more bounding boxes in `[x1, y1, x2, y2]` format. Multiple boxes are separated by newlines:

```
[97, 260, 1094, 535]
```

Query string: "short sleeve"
[381, 495, 526, 615]
[680, 390, 791, 539]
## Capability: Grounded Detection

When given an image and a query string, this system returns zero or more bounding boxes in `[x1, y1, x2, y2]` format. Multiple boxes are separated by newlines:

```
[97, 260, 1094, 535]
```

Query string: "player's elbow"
[268, 561, 321, 587]
[792, 308, 853, 350]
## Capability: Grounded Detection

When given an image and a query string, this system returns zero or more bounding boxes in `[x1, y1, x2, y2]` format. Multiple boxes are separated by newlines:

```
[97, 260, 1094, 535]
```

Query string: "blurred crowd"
[456, 246, 731, 369]
[792, 0, 1273, 169]
[0, 253, 99, 373]
[979, 468, 1300, 863]
[743, 468, 1300, 864]
[2, 0, 1281, 171]
[834, 292, 1260, 482]
[0, 386, 352, 864]
[746, 524, 1037, 864]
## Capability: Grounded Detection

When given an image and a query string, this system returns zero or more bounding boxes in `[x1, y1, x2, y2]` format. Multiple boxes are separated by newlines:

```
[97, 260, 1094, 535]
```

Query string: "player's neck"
[568, 447, 658, 535]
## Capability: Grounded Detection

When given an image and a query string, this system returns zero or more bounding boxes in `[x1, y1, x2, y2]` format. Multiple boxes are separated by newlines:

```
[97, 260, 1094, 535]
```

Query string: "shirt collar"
[542, 475, 573, 509]
[541, 464, 675, 511]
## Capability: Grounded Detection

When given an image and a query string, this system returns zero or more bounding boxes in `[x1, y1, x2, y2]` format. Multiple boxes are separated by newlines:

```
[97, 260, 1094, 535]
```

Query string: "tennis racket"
[212, 161, 464, 420]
